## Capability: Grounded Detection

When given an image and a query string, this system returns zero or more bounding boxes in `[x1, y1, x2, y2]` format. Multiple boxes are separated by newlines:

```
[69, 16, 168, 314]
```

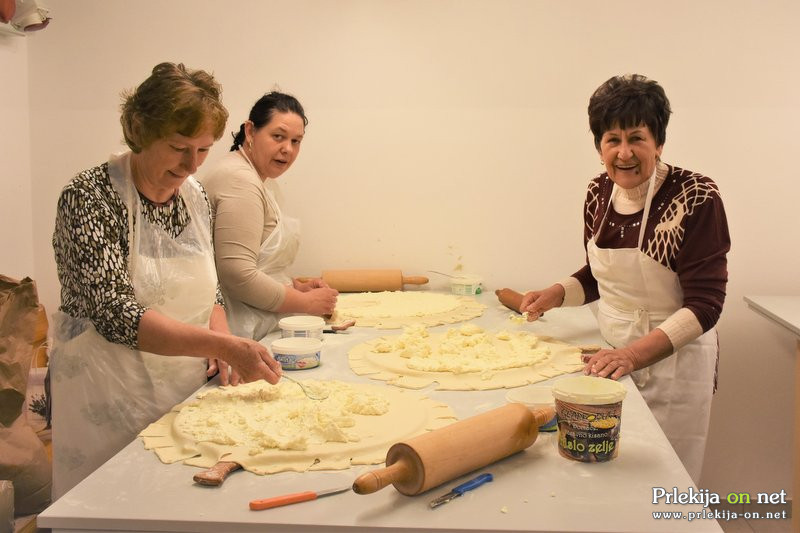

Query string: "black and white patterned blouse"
[53, 162, 224, 349]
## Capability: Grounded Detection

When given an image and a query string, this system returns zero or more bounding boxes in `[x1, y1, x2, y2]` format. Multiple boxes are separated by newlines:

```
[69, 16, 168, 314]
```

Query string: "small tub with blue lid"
[270, 337, 322, 370]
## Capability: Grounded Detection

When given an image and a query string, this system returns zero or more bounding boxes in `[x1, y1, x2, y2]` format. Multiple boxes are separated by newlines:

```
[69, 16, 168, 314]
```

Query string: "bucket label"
[275, 353, 321, 370]
[555, 399, 622, 462]
[282, 330, 324, 339]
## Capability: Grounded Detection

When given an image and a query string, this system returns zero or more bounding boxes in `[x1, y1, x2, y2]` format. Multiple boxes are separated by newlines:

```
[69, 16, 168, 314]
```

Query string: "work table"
[744, 295, 799, 532]
[39, 292, 722, 532]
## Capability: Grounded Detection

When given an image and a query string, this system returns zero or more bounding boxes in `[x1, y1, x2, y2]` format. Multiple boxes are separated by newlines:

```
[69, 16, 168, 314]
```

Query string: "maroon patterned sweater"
[571, 164, 730, 332]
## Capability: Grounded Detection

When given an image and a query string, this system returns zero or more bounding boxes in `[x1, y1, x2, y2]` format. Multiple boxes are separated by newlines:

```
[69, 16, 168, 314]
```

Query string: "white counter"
[744, 295, 800, 337]
[39, 293, 722, 532]
[744, 295, 800, 531]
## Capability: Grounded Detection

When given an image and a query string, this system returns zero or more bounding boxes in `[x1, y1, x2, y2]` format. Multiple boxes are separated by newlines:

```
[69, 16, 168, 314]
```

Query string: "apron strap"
[637, 170, 658, 249]
[600, 166, 659, 249]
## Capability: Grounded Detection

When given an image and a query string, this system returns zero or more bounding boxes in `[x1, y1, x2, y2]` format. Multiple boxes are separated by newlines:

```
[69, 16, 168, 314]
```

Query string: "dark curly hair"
[588, 74, 671, 150]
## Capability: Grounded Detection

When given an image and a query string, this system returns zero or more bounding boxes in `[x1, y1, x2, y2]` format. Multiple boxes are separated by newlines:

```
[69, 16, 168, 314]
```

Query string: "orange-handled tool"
[249, 486, 350, 510]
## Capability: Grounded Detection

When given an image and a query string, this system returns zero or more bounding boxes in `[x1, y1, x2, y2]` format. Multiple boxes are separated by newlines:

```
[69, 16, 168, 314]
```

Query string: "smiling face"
[132, 130, 215, 199]
[245, 111, 305, 179]
[598, 123, 663, 189]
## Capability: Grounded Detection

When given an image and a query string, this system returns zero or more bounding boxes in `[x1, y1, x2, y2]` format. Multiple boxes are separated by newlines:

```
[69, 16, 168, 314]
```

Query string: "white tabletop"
[38, 292, 722, 532]
[744, 295, 800, 338]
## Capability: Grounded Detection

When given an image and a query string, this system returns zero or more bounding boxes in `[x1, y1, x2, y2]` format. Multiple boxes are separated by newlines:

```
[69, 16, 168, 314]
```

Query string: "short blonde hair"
[120, 62, 228, 152]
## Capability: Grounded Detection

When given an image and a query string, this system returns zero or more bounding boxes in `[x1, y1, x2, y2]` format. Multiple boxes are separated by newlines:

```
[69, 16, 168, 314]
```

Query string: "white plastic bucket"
[279, 315, 325, 340]
[551, 376, 627, 462]
[450, 274, 482, 295]
[270, 337, 322, 370]
[506, 386, 558, 432]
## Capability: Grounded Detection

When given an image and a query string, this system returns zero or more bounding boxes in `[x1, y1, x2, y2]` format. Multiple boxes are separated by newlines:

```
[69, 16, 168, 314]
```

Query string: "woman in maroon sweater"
[521, 74, 730, 482]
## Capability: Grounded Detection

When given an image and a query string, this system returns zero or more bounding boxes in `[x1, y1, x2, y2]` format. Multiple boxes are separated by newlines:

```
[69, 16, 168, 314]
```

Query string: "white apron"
[587, 172, 717, 484]
[50, 152, 216, 499]
[223, 151, 300, 341]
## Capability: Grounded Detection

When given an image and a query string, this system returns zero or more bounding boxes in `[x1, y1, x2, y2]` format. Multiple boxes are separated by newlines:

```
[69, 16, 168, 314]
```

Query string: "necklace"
[606, 219, 641, 239]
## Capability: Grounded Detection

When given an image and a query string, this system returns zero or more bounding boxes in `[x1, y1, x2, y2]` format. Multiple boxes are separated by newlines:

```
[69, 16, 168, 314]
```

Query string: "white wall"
[0, 29, 34, 280]
[18, 0, 800, 498]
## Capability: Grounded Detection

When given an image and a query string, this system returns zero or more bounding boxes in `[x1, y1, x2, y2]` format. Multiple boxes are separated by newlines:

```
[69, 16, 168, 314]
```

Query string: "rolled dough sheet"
[349, 324, 585, 391]
[331, 291, 486, 329]
[139, 380, 456, 475]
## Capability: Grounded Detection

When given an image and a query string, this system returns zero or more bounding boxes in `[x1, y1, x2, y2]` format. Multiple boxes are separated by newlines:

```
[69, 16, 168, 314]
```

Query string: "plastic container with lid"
[450, 274, 482, 295]
[279, 315, 325, 340]
[551, 376, 627, 462]
[270, 337, 322, 370]
[505, 386, 558, 432]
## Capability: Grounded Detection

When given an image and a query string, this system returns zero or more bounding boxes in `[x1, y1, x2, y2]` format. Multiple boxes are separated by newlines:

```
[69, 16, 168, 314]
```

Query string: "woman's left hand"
[206, 305, 244, 385]
[293, 277, 330, 292]
[207, 358, 243, 386]
[582, 329, 674, 380]
[582, 347, 640, 380]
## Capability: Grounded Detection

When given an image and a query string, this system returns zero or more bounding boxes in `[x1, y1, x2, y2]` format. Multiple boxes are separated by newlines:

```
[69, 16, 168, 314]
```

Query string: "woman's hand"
[300, 287, 339, 316]
[220, 336, 282, 385]
[520, 284, 565, 321]
[138, 308, 281, 386]
[278, 283, 338, 316]
[582, 347, 639, 380]
[207, 358, 244, 386]
[207, 305, 248, 385]
[293, 277, 330, 292]
[582, 329, 674, 380]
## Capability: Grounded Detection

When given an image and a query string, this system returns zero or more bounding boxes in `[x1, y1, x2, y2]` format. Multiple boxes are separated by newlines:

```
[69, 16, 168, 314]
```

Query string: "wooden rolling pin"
[300, 269, 429, 293]
[496, 288, 525, 313]
[193, 461, 241, 486]
[352, 403, 554, 496]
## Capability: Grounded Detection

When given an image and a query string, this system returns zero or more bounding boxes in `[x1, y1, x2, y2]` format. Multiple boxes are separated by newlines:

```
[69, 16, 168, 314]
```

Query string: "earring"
[600, 160, 605, 166]
[248, 139, 253, 151]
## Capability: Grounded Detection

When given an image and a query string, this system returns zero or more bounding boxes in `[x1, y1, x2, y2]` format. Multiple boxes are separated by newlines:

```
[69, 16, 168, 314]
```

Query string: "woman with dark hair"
[520, 74, 730, 482]
[202, 92, 337, 340]
[51, 63, 282, 499]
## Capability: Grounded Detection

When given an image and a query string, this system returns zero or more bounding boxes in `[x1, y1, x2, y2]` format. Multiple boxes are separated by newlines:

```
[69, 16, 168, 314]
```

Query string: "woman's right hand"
[301, 287, 339, 316]
[520, 284, 565, 321]
[221, 336, 282, 385]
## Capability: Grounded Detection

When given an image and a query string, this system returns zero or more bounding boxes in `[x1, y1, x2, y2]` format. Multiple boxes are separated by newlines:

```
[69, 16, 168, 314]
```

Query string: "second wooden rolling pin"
[496, 288, 525, 313]
[352, 403, 554, 496]
[300, 269, 429, 292]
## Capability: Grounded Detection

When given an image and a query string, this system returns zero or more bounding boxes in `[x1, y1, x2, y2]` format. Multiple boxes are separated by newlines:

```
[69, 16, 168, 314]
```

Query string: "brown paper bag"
[0, 275, 51, 514]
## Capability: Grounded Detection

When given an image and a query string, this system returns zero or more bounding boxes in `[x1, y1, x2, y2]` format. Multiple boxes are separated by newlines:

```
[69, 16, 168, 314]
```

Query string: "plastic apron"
[587, 171, 717, 484]
[50, 152, 216, 499]
[223, 150, 300, 341]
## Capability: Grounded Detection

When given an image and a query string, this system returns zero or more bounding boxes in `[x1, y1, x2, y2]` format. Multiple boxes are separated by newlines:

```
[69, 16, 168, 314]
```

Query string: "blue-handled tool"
[428, 473, 493, 509]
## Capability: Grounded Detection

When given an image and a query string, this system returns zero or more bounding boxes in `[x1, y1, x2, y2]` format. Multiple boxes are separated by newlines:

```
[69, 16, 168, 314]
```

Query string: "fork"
[282, 374, 329, 400]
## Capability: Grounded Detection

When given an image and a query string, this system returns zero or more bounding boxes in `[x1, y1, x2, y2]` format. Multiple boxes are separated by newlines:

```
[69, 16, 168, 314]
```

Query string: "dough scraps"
[139, 379, 456, 475]
[331, 291, 486, 329]
[349, 324, 585, 390]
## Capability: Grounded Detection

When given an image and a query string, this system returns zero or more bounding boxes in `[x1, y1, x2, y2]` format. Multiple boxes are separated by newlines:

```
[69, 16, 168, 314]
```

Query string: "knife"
[249, 486, 351, 510]
[429, 473, 493, 509]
